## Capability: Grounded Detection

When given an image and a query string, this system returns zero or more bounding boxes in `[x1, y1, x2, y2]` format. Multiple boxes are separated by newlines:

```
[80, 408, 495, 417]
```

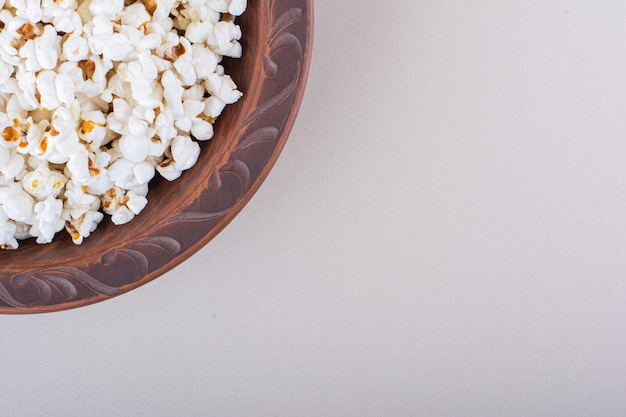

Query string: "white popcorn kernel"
[1, 152, 25, 178]
[118, 134, 151, 163]
[0, 116, 20, 149]
[150, 54, 172, 73]
[191, 118, 213, 141]
[185, 21, 213, 43]
[14, 220, 31, 241]
[31, 196, 64, 244]
[0, 221, 19, 250]
[125, 191, 147, 215]
[156, 158, 181, 181]
[130, 182, 149, 198]
[19, 40, 40, 73]
[36, 70, 62, 111]
[0, 183, 34, 222]
[183, 2, 219, 21]
[203, 73, 242, 104]
[10, 0, 40, 22]
[182, 84, 205, 101]
[34, 25, 61, 70]
[206, 20, 242, 58]
[21, 164, 67, 200]
[151, 0, 176, 21]
[57, 61, 85, 93]
[125, 59, 157, 101]
[228, 0, 246, 15]
[102, 33, 134, 62]
[121, 3, 150, 28]
[64, 180, 98, 216]
[62, 34, 89, 62]
[24, 0, 43, 23]
[148, 137, 166, 158]
[55, 72, 76, 105]
[16, 67, 39, 111]
[41, 0, 77, 18]
[162, 69, 184, 117]
[6, 95, 28, 119]
[137, 30, 161, 50]
[101, 186, 146, 225]
[100, 73, 127, 103]
[88, 0, 123, 20]
[0, 60, 14, 85]
[203, 95, 226, 118]
[65, 210, 103, 244]
[107, 157, 135, 188]
[136, 50, 158, 80]
[171, 135, 201, 171]
[0, 219, 18, 249]
[175, 99, 203, 133]
[174, 57, 196, 87]
[79, 110, 106, 146]
[156, 134, 201, 180]
[53, 10, 83, 34]
[127, 116, 148, 136]
[110, 205, 135, 225]
[191, 44, 217, 80]
[80, 57, 109, 98]
[65, 148, 90, 185]
[153, 107, 177, 141]
[133, 160, 155, 185]
[85, 167, 113, 195]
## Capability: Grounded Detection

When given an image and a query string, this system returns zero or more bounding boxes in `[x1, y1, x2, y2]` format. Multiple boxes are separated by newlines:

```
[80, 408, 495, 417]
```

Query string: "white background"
[3, 1, 626, 416]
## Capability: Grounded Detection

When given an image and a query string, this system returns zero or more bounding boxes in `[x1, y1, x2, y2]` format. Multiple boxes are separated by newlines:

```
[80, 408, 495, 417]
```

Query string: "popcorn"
[0, 182, 34, 222]
[156, 135, 200, 181]
[34, 24, 60, 70]
[87, 0, 123, 21]
[65, 209, 103, 244]
[206, 20, 242, 58]
[21, 163, 67, 200]
[0, 220, 18, 249]
[0, 0, 245, 249]
[62, 34, 89, 62]
[101, 186, 147, 225]
[31, 195, 64, 243]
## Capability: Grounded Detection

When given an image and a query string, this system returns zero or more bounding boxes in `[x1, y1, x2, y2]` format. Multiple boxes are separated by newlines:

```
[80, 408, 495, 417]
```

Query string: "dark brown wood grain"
[0, 0, 314, 313]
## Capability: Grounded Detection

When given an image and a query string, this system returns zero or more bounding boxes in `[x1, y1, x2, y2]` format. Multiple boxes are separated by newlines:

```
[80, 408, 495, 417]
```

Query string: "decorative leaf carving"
[236, 127, 280, 152]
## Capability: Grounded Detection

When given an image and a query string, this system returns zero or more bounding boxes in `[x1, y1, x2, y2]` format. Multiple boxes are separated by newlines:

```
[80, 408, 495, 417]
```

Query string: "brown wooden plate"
[0, 0, 314, 313]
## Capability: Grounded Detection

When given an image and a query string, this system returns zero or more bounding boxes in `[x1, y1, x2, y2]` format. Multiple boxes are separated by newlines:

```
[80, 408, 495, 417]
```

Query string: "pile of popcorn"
[0, 0, 246, 249]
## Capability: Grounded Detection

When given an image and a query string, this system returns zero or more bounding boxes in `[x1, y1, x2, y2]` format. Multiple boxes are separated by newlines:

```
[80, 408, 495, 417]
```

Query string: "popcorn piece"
[21, 163, 67, 200]
[101, 186, 147, 225]
[206, 20, 242, 58]
[156, 135, 200, 181]
[31, 195, 64, 243]
[62, 34, 89, 62]
[204, 72, 242, 105]
[34, 24, 61, 70]
[0, 218, 18, 249]
[65, 210, 103, 244]
[0, 182, 34, 223]
[228, 0, 247, 16]
[88, 0, 124, 21]
[63, 180, 99, 218]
